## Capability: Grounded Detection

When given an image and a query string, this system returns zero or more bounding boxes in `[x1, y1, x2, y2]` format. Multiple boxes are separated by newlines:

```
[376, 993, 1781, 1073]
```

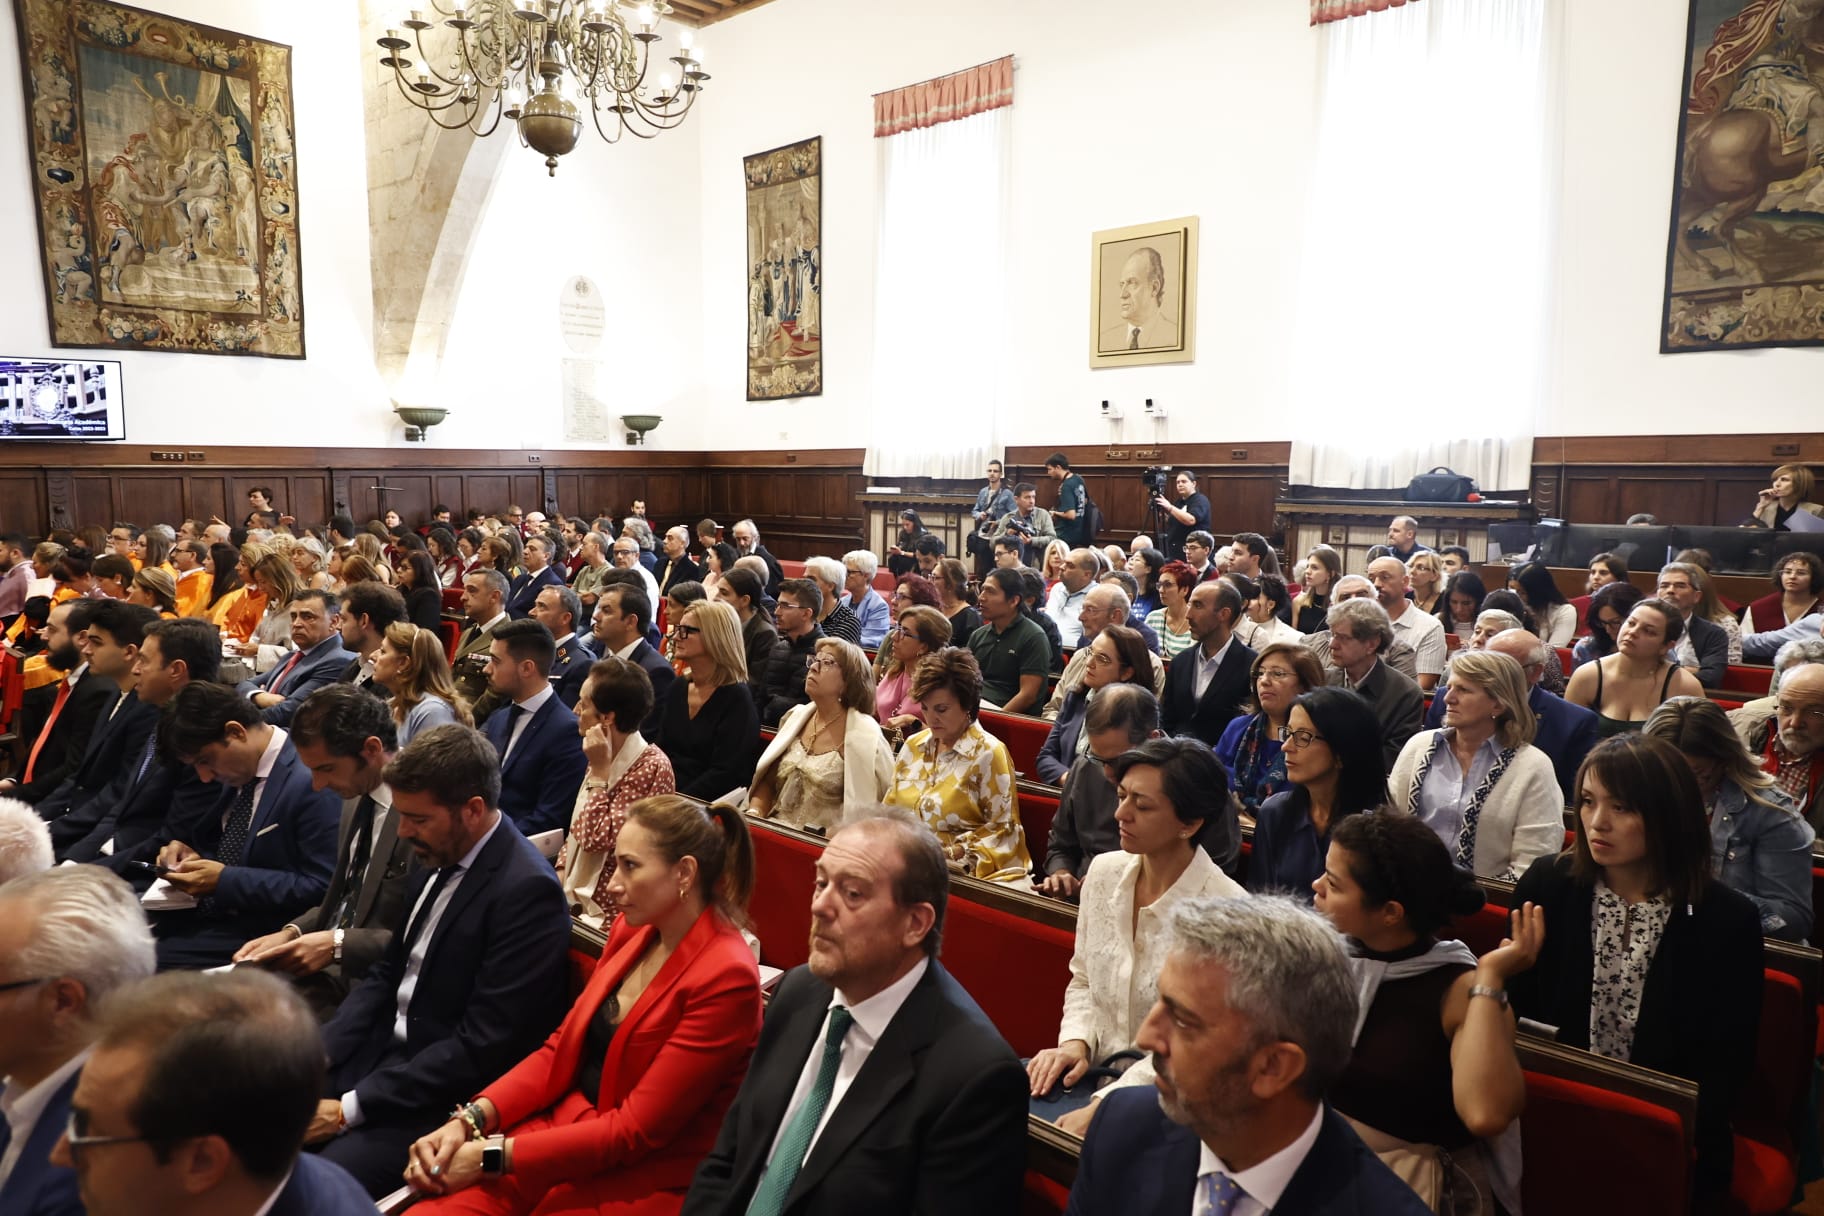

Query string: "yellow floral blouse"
[887, 721, 1032, 885]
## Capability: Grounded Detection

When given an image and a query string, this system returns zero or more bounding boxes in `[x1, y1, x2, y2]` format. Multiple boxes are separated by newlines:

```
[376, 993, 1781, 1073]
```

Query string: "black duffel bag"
[1404, 466, 1478, 503]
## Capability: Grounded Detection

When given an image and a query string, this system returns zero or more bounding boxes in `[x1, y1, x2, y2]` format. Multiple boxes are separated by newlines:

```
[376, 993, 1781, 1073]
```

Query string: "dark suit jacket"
[481, 693, 588, 835]
[505, 565, 567, 620]
[10, 667, 115, 803]
[184, 736, 342, 931]
[290, 788, 418, 982]
[241, 636, 356, 726]
[336, 656, 384, 698]
[749, 545, 786, 599]
[1037, 692, 1087, 785]
[1685, 613, 1729, 689]
[684, 961, 1027, 1216]
[0, 1066, 81, 1216]
[59, 751, 220, 869]
[268, 1152, 378, 1216]
[30, 687, 158, 823]
[1065, 1089, 1432, 1216]
[320, 815, 570, 1126]
[658, 554, 703, 597]
[547, 634, 595, 709]
[1159, 638, 1256, 747]
[403, 584, 442, 632]
[616, 637, 677, 739]
[1509, 856, 1762, 1194]
[1343, 659, 1425, 772]
[1424, 681, 1598, 799]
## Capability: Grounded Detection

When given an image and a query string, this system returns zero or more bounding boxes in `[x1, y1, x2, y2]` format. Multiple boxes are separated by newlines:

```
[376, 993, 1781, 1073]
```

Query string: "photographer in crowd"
[1151, 468, 1210, 562]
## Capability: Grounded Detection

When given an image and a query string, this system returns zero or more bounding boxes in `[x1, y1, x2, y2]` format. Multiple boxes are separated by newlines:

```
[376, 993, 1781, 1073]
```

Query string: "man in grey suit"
[232, 686, 416, 1019]
[1323, 597, 1424, 771]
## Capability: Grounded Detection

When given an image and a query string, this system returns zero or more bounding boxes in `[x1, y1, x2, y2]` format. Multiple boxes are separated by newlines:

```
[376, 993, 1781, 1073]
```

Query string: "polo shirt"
[969, 614, 1051, 708]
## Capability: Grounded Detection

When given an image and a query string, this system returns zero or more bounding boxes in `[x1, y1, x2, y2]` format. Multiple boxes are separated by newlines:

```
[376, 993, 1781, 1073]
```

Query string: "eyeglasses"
[1597, 615, 1624, 631]
[1282, 728, 1326, 750]
[0, 977, 48, 995]
[673, 624, 701, 638]
[1085, 650, 1119, 668]
[1088, 749, 1126, 767]
[805, 655, 839, 671]
[1777, 701, 1824, 725]
[1255, 667, 1298, 684]
[63, 1112, 149, 1154]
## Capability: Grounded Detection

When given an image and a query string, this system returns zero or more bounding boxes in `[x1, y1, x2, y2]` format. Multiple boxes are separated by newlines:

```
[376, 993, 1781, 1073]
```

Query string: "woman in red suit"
[402, 795, 760, 1215]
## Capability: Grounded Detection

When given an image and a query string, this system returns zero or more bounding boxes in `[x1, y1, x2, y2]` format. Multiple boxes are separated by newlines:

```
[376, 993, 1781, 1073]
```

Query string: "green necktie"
[747, 1006, 854, 1216]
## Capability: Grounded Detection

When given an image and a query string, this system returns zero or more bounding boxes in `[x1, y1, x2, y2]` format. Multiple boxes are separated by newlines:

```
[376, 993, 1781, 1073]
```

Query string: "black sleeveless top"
[1330, 941, 1475, 1149]
[1591, 659, 1677, 739]
[576, 987, 625, 1105]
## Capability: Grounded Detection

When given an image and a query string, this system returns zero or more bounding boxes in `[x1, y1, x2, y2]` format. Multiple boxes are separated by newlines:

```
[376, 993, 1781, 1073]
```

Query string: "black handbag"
[1405, 466, 1478, 503]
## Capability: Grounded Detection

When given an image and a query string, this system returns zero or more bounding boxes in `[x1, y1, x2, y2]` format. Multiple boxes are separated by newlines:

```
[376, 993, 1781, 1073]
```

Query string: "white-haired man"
[731, 519, 784, 598]
[0, 796, 52, 884]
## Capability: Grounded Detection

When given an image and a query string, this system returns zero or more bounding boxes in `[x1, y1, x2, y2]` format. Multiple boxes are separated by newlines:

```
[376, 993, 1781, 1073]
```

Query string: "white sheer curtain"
[865, 106, 1011, 480]
[1288, 0, 1558, 493]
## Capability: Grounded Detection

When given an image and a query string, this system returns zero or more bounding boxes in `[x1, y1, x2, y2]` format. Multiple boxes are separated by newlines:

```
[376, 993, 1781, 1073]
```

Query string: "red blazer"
[480, 908, 761, 1199]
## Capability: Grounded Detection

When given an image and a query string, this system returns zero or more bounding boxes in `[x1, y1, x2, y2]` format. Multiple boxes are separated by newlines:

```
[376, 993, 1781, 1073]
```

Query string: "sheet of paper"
[140, 877, 197, 911]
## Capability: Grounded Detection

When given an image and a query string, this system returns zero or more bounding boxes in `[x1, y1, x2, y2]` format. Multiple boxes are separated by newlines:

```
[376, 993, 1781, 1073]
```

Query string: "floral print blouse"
[887, 721, 1032, 885]
[1588, 880, 1672, 1061]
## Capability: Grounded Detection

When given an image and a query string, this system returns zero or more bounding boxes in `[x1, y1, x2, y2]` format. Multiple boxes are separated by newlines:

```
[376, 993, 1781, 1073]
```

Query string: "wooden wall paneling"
[1614, 476, 1707, 528]
[114, 474, 186, 532]
[1561, 476, 1612, 526]
[0, 471, 47, 536]
[183, 474, 229, 526]
[288, 475, 330, 526]
[1204, 474, 1283, 540]
[70, 475, 117, 531]
[434, 475, 469, 517]
[460, 474, 514, 519]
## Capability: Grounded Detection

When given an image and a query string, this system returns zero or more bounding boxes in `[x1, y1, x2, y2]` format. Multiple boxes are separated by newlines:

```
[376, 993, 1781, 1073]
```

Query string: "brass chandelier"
[376, 0, 708, 175]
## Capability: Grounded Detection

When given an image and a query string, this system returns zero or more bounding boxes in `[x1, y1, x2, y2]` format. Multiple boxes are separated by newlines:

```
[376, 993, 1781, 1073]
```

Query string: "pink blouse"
[875, 668, 923, 724]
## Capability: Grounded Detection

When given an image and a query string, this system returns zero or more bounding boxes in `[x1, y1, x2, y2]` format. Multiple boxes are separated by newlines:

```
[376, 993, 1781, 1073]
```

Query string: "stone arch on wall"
[360, 1, 509, 393]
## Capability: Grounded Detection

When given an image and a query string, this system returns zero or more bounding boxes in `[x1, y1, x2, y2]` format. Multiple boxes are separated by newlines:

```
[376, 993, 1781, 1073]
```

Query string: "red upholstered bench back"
[1738, 968, 1809, 1148]
[747, 824, 821, 971]
[566, 947, 598, 1002]
[438, 619, 460, 665]
[940, 895, 1075, 1060]
[1446, 901, 1513, 959]
[1017, 784, 1060, 870]
[980, 710, 1051, 781]
[1521, 1071, 1691, 1216]
[1723, 665, 1773, 697]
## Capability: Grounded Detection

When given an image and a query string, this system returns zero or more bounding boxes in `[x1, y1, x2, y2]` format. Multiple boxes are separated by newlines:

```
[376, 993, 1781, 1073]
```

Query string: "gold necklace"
[804, 708, 843, 752]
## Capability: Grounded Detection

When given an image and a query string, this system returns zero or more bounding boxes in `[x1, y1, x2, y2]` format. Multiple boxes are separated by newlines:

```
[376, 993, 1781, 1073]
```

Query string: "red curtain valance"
[1311, 0, 1420, 25]
[873, 56, 1013, 138]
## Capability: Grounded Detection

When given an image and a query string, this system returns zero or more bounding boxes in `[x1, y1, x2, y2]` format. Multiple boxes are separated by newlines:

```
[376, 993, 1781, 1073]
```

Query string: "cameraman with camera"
[1151, 468, 1210, 561]
[981, 482, 1057, 566]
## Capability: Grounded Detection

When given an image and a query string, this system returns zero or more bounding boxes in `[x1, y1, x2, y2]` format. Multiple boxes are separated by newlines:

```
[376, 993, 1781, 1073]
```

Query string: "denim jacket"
[1710, 777, 1815, 941]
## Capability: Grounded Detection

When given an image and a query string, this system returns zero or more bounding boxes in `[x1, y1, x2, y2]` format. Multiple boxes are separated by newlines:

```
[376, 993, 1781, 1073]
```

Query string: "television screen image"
[0, 358, 124, 440]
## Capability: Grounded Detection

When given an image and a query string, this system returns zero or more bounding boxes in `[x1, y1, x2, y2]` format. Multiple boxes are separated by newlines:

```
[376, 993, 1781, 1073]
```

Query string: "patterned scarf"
[1230, 714, 1289, 812]
[1405, 730, 1518, 870]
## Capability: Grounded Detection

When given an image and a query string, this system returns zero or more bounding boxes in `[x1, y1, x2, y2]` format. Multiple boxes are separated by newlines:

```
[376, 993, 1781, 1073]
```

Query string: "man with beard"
[0, 599, 113, 804]
[1064, 897, 1430, 1215]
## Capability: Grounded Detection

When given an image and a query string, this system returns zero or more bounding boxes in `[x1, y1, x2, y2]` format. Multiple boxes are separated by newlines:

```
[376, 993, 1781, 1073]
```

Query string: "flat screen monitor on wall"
[0, 357, 125, 440]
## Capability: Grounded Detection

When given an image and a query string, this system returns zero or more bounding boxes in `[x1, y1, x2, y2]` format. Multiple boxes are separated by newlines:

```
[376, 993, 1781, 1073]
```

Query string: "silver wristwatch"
[332, 928, 346, 962]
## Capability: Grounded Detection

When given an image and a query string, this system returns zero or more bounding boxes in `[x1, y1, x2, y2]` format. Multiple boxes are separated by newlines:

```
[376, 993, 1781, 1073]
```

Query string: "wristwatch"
[1468, 984, 1509, 1007]
[332, 928, 345, 962]
[480, 1136, 507, 1176]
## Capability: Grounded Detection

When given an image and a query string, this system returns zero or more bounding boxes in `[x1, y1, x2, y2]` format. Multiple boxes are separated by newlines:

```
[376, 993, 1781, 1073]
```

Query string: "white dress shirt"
[763, 956, 930, 1170]
[227, 726, 289, 834]
[0, 1047, 91, 1189]
[500, 685, 555, 765]
[1046, 583, 1090, 646]
[342, 813, 502, 1127]
[1191, 636, 1235, 702]
[1192, 1103, 1324, 1216]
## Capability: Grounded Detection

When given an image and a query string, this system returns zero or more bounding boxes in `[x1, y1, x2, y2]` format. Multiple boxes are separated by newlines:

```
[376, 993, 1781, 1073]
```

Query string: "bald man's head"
[1486, 628, 1546, 684]
[1334, 574, 1374, 602]
[1777, 663, 1824, 758]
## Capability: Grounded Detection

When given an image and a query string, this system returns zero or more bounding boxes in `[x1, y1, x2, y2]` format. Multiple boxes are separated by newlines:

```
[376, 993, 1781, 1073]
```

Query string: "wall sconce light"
[393, 403, 450, 442]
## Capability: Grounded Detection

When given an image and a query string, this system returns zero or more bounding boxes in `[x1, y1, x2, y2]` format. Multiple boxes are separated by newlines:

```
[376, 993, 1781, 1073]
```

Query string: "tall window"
[866, 58, 1013, 481]
[1289, 0, 1557, 492]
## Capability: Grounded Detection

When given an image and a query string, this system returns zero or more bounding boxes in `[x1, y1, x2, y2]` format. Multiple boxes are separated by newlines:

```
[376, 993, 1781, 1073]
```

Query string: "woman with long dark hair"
[1434, 570, 1488, 644]
[1570, 581, 1644, 671]
[1246, 686, 1388, 897]
[1508, 561, 1576, 647]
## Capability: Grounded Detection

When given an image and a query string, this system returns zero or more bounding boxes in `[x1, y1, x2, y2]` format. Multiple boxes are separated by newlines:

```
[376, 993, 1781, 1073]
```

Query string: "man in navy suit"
[238, 590, 355, 726]
[147, 683, 342, 971]
[52, 969, 375, 1215]
[1160, 581, 1256, 747]
[590, 582, 677, 737]
[0, 868, 155, 1216]
[30, 600, 162, 825]
[311, 724, 569, 1195]
[54, 618, 224, 867]
[1424, 629, 1599, 799]
[530, 583, 595, 708]
[479, 619, 587, 835]
[504, 534, 567, 619]
[1066, 896, 1431, 1216]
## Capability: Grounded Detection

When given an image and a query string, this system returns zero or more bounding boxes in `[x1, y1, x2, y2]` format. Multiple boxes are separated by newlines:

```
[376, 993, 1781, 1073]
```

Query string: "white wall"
[0, 1, 388, 444]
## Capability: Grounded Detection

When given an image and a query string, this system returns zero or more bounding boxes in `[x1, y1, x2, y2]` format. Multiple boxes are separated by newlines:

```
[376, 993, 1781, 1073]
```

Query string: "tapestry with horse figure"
[14, 0, 304, 358]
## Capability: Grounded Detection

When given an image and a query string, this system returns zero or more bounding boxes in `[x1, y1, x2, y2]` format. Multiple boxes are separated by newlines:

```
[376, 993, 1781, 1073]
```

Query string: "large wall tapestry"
[1664, 0, 1824, 351]
[745, 136, 821, 400]
[14, 0, 304, 358]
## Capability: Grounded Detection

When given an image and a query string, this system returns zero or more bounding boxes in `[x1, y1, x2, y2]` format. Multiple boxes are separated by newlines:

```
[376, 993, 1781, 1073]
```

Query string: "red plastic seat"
[745, 823, 822, 971]
[941, 895, 1075, 1060]
[1520, 1071, 1690, 1216]
[1730, 968, 1810, 1214]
